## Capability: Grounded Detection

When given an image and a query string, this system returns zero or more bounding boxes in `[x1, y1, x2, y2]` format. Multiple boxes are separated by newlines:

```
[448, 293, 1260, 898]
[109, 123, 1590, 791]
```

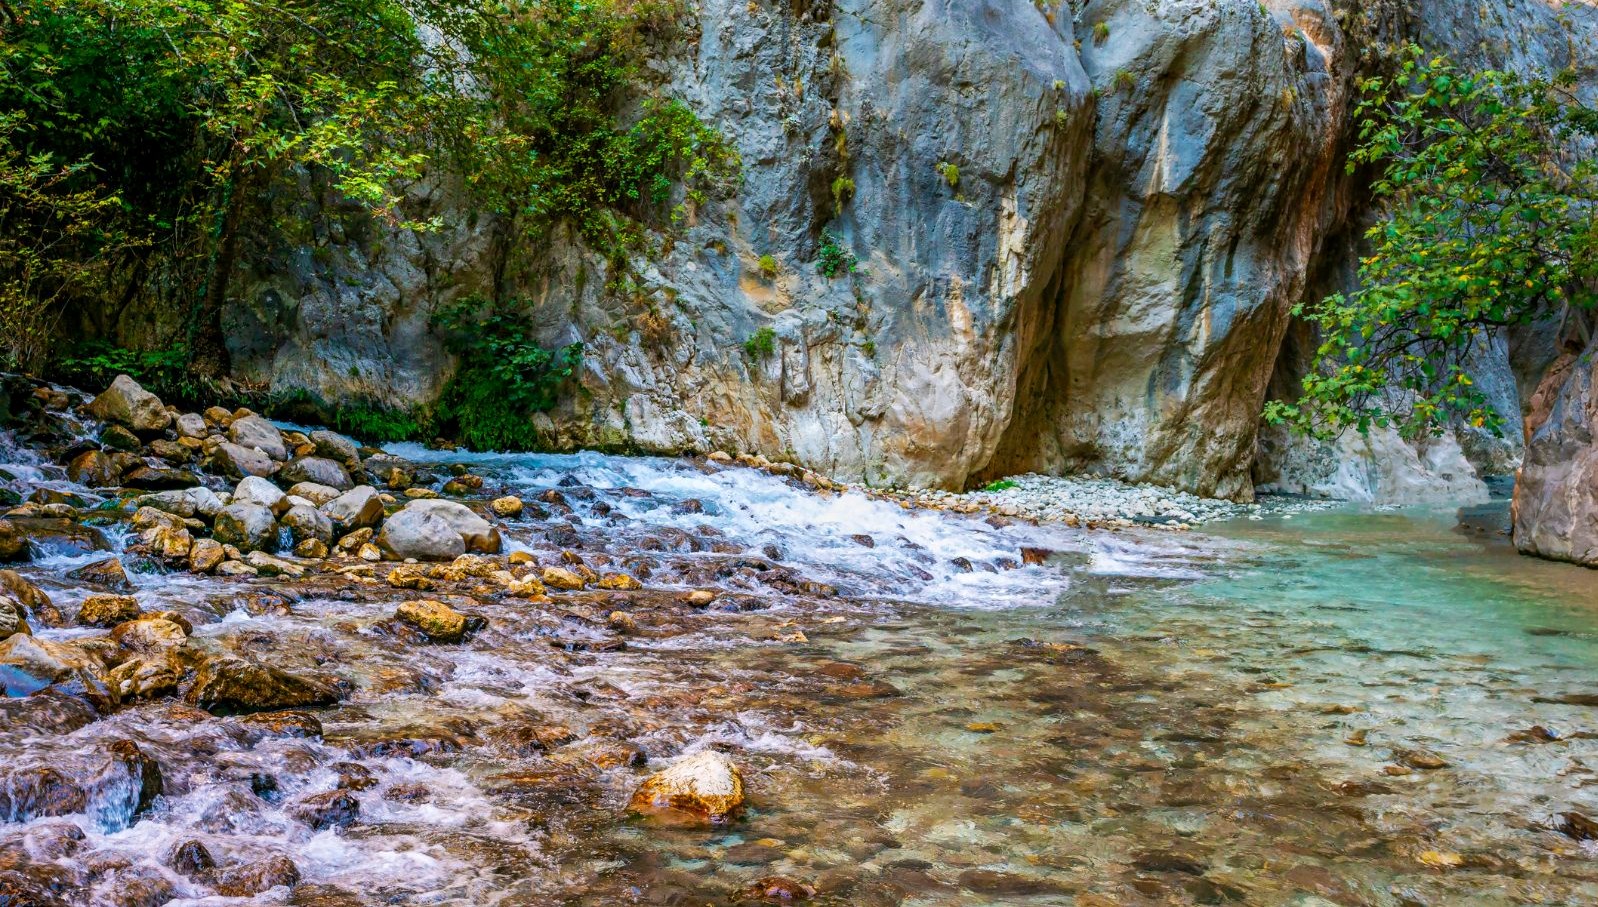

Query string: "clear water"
[6, 444, 1598, 905]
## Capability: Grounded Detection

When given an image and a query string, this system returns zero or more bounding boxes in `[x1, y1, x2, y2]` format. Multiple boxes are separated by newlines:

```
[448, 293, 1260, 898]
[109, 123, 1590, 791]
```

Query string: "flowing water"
[5, 440, 1598, 906]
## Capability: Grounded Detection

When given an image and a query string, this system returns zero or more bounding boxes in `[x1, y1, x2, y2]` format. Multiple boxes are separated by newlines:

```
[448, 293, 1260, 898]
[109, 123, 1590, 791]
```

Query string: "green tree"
[1265, 49, 1598, 440]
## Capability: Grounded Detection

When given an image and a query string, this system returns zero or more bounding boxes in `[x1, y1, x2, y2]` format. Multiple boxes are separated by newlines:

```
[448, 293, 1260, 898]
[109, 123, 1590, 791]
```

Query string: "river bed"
[4, 442, 1598, 906]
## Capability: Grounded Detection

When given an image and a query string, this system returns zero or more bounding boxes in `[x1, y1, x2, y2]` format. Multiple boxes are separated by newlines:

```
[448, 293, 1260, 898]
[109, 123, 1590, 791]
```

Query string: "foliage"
[51, 341, 199, 402]
[830, 175, 855, 214]
[982, 478, 1018, 492]
[1, 0, 736, 380]
[1092, 21, 1110, 44]
[1265, 49, 1598, 439]
[757, 254, 778, 279]
[1113, 69, 1136, 91]
[817, 231, 861, 279]
[743, 326, 776, 359]
[432, 296, 583, 450]
[937, 161, 960, 190]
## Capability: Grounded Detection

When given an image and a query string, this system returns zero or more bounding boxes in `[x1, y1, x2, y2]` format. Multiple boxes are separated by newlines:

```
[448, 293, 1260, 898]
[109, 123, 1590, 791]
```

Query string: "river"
[3, 442, 1598, 905]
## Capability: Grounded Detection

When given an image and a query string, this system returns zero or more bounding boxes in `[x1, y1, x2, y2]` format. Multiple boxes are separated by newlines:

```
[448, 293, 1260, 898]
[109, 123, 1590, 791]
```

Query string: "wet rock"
[140, 523, 193, 563]
[395, 599, 476, 643]
[489, 496, 524, 518]
[108, 655, 181, 701]
[0, 869, 70, 907]
[323, 486, 384, 533]
[0, 571, 50, 621]
[185, 655, 339, 715]
[607, 611, 637, 633]
[333, 762, 378, 791]
[105, 739, 164, 820]
[213, 503, 278, 553]
[87, 375, 171, 433]
[0, 689, 97, 735]
[0, 598, 28, 640]
[244, 550, 305, 578]
[292, 790, 360, 830]
[213, 441, 276, 479]
[956, 869, 1071, 896]
[597, 572, 642, 590]
[213, 854, 301, 897]
[67, 556, 133, 591]
[1557, 810, 1598, 841]
[168, 839, 216, 878]
[684, 590, 717, 607]
[0, 634, 114, 705]
[377, 507, 465, 561]
[0, 521, 27, 563]
[282, 503, 333, 545]
[280, 456, 353, 491]
[66, 449, 119, 486]
[740, 876, 816, 902]
[239, 710, 324, 739]
[541, 566, 586, 590]
[1396, 748, 1449, 770]
[76, 594, 141, 628]
[229, 414, 287, 461]
[294, 538, 329, 558]
[189, 538, 226, 573]
[121, 465, 199, 490]
[175, 412, 208, 438]
[310, 430, 361, 470]
[630, 750, 746, 823]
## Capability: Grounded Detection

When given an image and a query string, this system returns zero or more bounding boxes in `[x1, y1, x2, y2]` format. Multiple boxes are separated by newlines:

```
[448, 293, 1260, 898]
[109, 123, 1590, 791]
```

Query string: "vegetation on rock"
[1267, 49, 1598, 440]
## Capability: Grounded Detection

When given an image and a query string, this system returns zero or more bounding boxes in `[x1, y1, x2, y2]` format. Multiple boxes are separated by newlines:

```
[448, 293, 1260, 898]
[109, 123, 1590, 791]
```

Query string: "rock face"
[1514, 340, 1598, 566]
[75, 2, 1598, 508]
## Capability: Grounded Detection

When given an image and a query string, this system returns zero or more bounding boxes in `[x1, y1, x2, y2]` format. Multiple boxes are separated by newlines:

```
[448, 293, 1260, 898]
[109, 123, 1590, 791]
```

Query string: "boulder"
[400, 499, 501, 553]
[137, 487, 224, 519]
[395, 599, 471, 643]
[184, 655, 339, 715]
[66, 450, 119, 486]
[213, 503, 279, 553]
[287, 482, 341, 506]
[213, 855, 301, 897]
[377, 508, 465, 561]
[489, 496, 524, 518]
[322, 485, 384, 532]
[0, 519, 28, 561]
[292, 790, 360, 830]
[109, 656, 181, 701]
[0, 635, 115, 708]
[243, 551, 305, 578]
[0, 570, 54, 621]
[175, 412, 208, 439]
[100, 423, 142, 451]
[76, 594, 141, 628]
[140, 524, 194, 563]
[188, 538, 226, 573]
[10, 518, 110, 558]
[541, 566, 586, 591]
[111, 617, 188, 655]
[310, 430, 362, 470]
[121, 466, 200, 490]
[228, 414, 287, 461]
[66, 557, 134, 592]
[281, 503, 333, 545]
[629, 750, 746, 823]
[87, 375, 170, 433]
[279, 456, 353, 490]
[213, 442, 276, 479]
[0, 597, 29, 640]
[233, 475, 289, 515]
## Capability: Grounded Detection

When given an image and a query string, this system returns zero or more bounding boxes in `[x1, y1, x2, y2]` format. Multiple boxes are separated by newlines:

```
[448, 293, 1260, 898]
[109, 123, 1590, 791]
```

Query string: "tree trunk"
[191, 172, 249, 378]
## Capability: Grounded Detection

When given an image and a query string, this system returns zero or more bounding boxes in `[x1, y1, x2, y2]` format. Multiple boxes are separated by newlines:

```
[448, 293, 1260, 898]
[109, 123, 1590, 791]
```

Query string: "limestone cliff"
[206, 0, 1596, 501]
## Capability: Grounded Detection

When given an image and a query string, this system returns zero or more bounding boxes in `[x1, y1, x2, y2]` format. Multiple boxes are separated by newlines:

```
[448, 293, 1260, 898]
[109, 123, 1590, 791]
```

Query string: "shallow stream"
[5, 445, 1598, 906]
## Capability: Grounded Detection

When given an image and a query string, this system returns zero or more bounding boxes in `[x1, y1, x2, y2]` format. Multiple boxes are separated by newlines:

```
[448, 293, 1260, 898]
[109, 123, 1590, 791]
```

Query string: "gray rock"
[281, 503, 333, 545]
[176, 412, 209, 438]
[1515, 342, 1598, 566]
[398, 499, 500, 553]
[310, 430, 362, 469]
[279, 456, 353, 490]
[378, 507, 466, 561]
[321, 485, 385, 532]
[232, 475, 288, 515]
[87, 375, 171, 433]
[213, 503, 279, 553]
[213, 442, 276, 479]
[229, 414, 287, 462]
[137, 487, 224, 520]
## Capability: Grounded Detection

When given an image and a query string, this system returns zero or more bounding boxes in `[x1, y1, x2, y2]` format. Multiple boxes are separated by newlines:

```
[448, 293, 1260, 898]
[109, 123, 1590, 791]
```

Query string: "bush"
[937, 161, 960, 190]
[982, 479, 1019, 492]
[757, 254, 779, 279]
[1093, 22, 1110, 44]
[817, 232, 861, 279]
[432, 296, 583, 450]
[744, 326, 776, 359]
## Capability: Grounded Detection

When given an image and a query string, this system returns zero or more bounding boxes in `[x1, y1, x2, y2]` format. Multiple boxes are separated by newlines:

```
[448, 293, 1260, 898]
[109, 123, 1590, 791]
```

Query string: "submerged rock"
[630, 750, 746, 823]
[395, 599, 474, 643]
[66, 557, 134, 592]
[292, 790, 360, 830]
[213, 854, 301, 897]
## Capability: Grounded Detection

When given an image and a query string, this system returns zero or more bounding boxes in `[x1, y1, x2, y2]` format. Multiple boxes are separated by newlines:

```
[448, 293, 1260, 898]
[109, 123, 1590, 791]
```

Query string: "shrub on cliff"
[1266, 49, 1597, 440]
